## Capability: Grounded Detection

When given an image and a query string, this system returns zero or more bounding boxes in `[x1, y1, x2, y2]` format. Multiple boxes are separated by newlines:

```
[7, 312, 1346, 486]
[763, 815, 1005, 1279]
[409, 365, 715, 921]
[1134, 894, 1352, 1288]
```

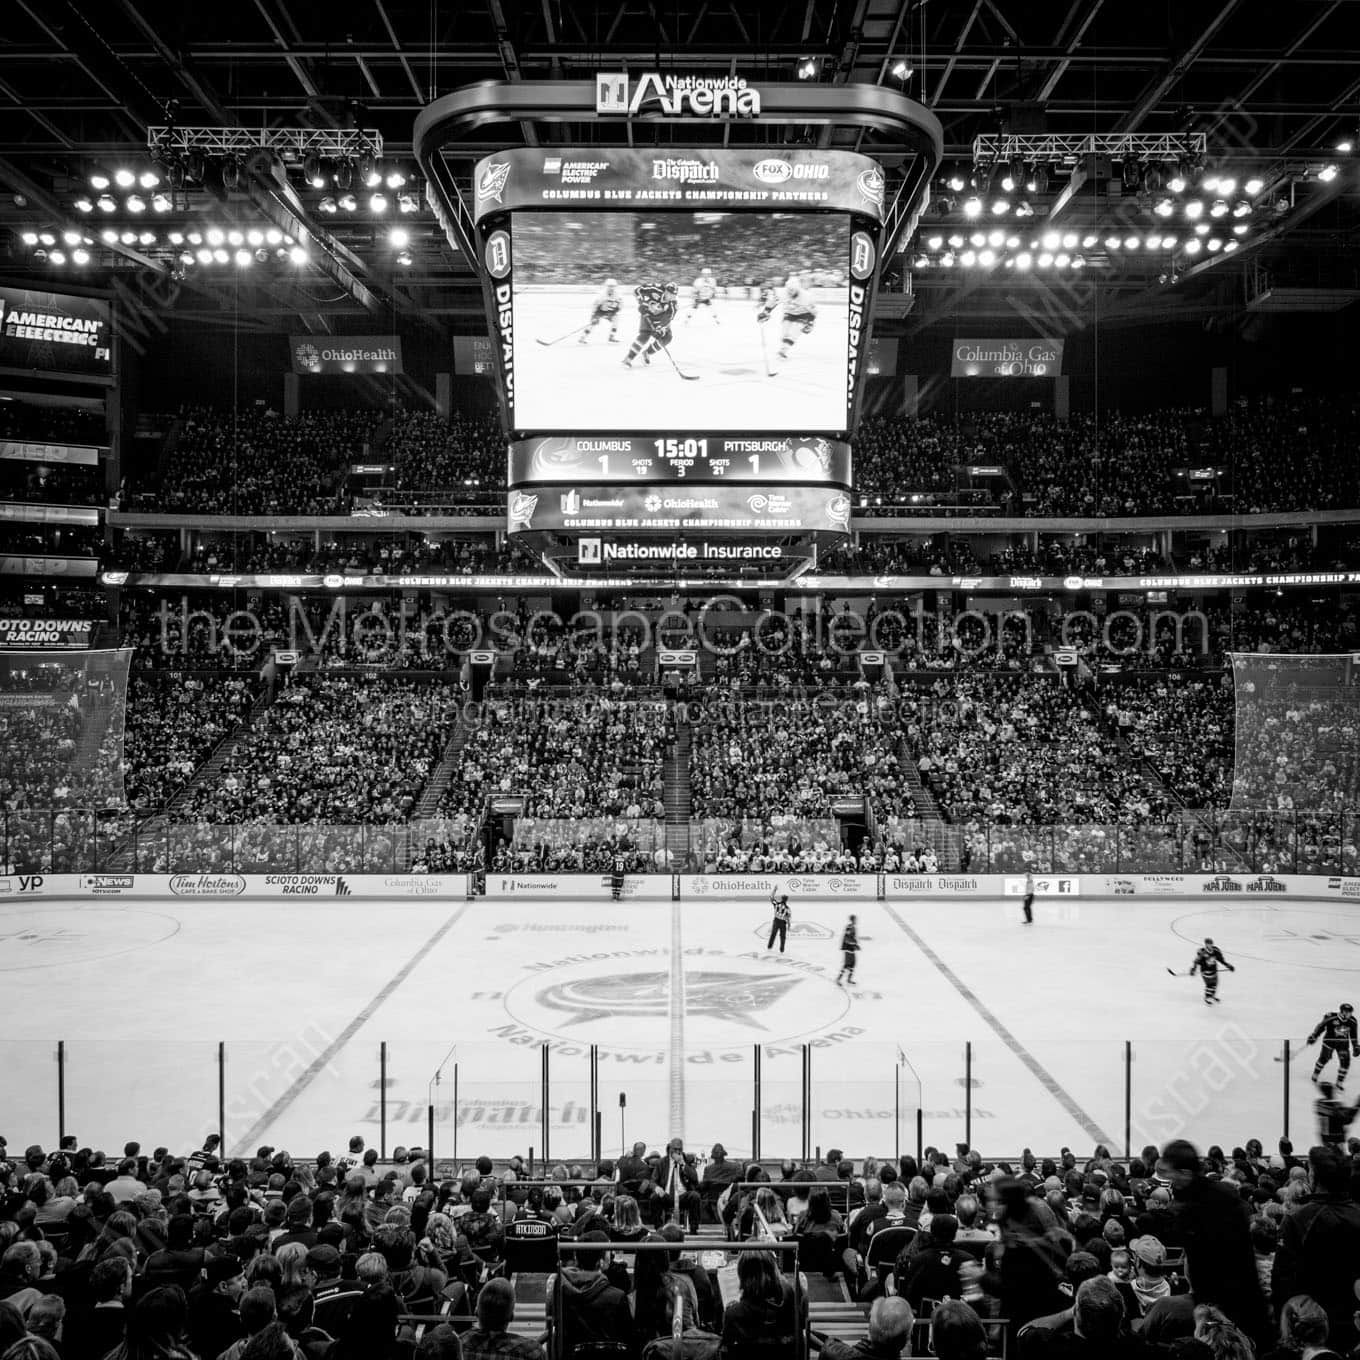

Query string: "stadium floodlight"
[362, 157, 383, 189]
[97, 194, 116, 213]
[1184, 199, 1204, 219]
[947, 234, 964, 248]
[227, 229, 244, 246]
[369, 192, 388, 213]
[179, 251, 194, 266]
[37, 231, 55, 246]
[1207, 237, 1222, 252]
[1014, 200, 1034, 217]
[126, 194, 145, 213]
[1319, 163, 1338, 181]
[1232, 223, 1248, 236]
[1217, 176, 1237, 195]
[1015, 251, 1032, 271]
[1006, 235, 1020, 249]
[1104, 235, 1121, 250]
[1224, 239, 1238, 252]
[978, 248, 996, 266]
[1124, 234, 1140, 249]
[303, 154, 326, 188]
[151, 193, 171, 212]
[891, 60, 913, 80]
[318, 196, 337, 214]
[74, 196, 93, 213]
[206, 227, 224, 246]
[49, 249, 66, 264]
[1145, 235, 1161, 250]
[969, 232, 986, 248]
[1232, 200, 1250, 218]
[1061, 232, 1077, 249]
[62, 229, 81, 245]
[1161, 234, 1177, 248]
[1194, 221, 1210, 235]
[1055, 252, 1070, 267]
[72, 247, 89, 264]
[1201, 174, 1220, 193]
[963, 195, 982, 218]
[1072, 253, 1086, 268]
[797, 58, 819, 79]
[1155, 197, 1175, 217]
[946, 170, 966, 192]
[119, 230, 136, 245]
[1037, 251, 1053, 268]
[1081, 233, 1097, 248]
[89, 168, 110, 190]
[385, 166, 407, 189]
[1209, 199, 1228, 218]
[940, 251, 955, 267]
[20, 231, 37, 246]
[247, 229, 264, 246]
[99, 228, 117, 244]
[289, 245, 308, 265]
[396, 249, 413, 267]
[389, 226, 410, 248]
[114, 168, 136, 188]
[168, 230, 184, 244]
[926, 234, 943, 251]
[195, 247, 212, 263]
[991, 198, 1009, 215]
[987, 229, 1004, 247]
[1184, 237, 1202, 254]
[138, 168, 160, 189]
[266, 228, 283, 244]
[334, 160, 354, 191]
[220, 159, 241, 190]
[398, 191, 420, 213]
[1041, 230, 1060, 250]
[212, 247, 228, 263]
[338, 193, 357, 212]
[138, 231, 155, 245]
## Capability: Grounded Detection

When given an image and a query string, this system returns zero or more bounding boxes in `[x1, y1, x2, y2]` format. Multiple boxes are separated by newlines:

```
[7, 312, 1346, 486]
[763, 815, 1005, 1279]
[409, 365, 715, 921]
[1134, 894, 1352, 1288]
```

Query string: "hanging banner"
[950, 338, 1064, 378]
[0, 286, 113, 380]
[289, 335, 403, 375]
[0, 440, 102, 467]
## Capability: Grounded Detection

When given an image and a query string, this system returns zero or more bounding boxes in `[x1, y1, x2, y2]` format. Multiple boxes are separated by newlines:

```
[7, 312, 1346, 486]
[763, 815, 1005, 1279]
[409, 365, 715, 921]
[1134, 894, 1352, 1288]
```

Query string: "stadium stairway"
[893, 737, 963, 869]
[413, 707, 473, 818]
[664, 717, 693, 865]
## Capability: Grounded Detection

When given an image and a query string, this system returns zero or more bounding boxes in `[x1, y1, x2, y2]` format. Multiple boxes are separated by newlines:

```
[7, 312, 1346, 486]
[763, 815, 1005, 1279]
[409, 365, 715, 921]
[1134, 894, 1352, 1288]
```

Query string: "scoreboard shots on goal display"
[471, 147, 885, 573]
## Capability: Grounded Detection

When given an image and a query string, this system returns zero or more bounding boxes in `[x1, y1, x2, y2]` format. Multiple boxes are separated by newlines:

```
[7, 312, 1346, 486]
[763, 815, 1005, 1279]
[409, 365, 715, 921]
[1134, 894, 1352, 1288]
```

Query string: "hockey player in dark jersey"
[835, 914, 859, 986]
[1308, 1003, 1359, 1090]
[579, 278, 622, 344]
[622, 282, 679, 368]
[610, 847, 627, 900]
[1314, 1081, 1360, 1149]
[1189, 937, 1235, 1005]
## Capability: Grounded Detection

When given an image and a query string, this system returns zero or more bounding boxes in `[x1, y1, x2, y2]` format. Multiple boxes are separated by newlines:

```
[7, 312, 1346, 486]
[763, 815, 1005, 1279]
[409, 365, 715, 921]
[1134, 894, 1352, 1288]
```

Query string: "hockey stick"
[757, 317, 777, 377]
[655, 341, 700, 381]
[1166, 968, 1190, 977]
[1273, 1038, 1313, 1063]
[535, 322, 592, 347]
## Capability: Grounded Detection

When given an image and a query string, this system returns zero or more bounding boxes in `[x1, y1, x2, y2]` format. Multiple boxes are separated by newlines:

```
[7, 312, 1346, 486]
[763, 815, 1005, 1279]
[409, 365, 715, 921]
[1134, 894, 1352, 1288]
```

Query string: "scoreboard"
[508, 435, 853, 485]
[470, 144, 884, 549]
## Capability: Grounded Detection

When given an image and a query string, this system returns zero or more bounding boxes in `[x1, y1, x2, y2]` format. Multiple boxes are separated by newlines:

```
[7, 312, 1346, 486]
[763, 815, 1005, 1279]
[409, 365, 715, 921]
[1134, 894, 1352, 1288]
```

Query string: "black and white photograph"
[510, 210, 852, 431]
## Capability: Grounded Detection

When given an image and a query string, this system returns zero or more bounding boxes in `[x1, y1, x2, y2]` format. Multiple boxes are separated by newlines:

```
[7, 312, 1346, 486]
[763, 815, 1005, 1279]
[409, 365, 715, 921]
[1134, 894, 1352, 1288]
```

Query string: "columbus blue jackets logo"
[530, 442, 586, 477]
[508, 491, 538, 530]
[536, 971, 802, 1030]
[478, 161, 511, 205]
[857, 166, 885, 211]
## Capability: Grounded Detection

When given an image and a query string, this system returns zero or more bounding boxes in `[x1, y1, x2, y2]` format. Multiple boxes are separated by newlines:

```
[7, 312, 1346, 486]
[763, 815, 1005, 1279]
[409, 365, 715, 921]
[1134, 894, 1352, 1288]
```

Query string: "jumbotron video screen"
[510, 210, 852, 433]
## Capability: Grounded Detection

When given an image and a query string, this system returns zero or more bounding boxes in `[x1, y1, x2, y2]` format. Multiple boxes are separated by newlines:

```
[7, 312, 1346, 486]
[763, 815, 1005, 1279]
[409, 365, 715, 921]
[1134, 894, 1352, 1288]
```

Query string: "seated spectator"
[550, 1232, 632, 1354]
[815, 1296, 914, 1359]
[461, 1278, 541, 1359]
[721, 1249, 808, 1357]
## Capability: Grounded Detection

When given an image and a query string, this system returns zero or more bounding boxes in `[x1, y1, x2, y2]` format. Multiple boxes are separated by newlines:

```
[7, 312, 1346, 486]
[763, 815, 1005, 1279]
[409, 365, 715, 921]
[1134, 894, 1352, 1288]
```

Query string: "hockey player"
[683, 267, 719, 325]
[1314, 1081, 1360, 1150]
[1190, 937, 1235, 1005]
[758, 274, 817, 363]
[767, 889, 791, 954]
[1021, 869, 1035, 925]
[835, 914, 859, 986]
[622, 281, 679, 368]
[610, 847, 627, 900]
[579, 278, 622, 344]
[1307, 1003, 1359, 1090]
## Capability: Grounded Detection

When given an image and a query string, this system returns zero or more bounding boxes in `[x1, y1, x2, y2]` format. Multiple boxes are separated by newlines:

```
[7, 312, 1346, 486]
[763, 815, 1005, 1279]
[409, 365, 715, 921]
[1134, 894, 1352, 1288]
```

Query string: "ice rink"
[2, 892, 1348, 1166]
[512, 291, 850, 433]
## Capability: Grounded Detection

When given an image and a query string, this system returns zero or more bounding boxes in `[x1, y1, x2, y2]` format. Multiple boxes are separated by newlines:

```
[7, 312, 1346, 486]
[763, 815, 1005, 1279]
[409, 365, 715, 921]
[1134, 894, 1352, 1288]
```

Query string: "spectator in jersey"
[896, 1214, 968, 1310]
[1271, 1146, 1360, 1351]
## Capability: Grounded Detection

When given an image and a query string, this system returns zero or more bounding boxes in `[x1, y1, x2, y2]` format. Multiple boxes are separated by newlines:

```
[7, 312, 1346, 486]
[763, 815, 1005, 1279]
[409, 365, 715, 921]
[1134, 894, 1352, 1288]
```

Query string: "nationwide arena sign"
[950, 338, 1064, 378]
[578, 538, 786, 565]
[472, 148, 887, 222]
[0, 286, 112, 381]
[595, 72, 761, 119]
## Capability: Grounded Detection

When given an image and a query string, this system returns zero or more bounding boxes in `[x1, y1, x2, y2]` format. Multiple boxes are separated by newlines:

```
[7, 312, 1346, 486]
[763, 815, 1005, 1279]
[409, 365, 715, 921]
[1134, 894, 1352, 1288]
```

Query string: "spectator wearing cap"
[1119, 1237, 1172, 1320]
[186, 1254, 247, 1360]
[1157, 1139, 1268, 1347]
[1272, 1146, 1360, 1351]
[461, 1277, 542, 1359]
[816, 1296, 914, 1359]
[699, 1144, 742, 1222]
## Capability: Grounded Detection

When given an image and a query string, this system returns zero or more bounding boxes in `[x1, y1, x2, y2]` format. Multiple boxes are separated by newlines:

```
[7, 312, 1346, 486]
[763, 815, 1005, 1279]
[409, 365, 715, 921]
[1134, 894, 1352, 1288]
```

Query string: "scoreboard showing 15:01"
[508, 434, 853, 485]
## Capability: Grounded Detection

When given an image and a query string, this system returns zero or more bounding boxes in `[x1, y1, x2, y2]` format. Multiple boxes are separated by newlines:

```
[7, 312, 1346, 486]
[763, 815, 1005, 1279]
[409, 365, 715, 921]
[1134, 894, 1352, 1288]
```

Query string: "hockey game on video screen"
[509, 210, 852, 434]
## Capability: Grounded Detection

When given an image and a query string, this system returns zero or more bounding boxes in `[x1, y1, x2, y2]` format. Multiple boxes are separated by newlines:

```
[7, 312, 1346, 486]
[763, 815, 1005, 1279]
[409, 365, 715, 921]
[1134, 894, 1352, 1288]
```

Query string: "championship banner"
[0, 556, 99, 578]
[0, 503, 101, 526]
[509, 435, 852, 486]
[950, 338, 1064, 378]
[0, 440, 102, 467]
[0, 618, 93, 649]
[0, 286, 112, 380]
[473, 148, 887, 223]
[508, 484, 853, 534]
[289, 335, 403, 376]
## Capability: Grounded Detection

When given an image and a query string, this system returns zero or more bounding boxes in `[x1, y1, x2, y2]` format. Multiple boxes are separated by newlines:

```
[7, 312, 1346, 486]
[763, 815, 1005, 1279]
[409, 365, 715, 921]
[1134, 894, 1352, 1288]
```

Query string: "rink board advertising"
[508, 435, 852, 486]
[474, 146, 885, 445]
[0, 286, 112, 381]
[507, 484, 852, 534]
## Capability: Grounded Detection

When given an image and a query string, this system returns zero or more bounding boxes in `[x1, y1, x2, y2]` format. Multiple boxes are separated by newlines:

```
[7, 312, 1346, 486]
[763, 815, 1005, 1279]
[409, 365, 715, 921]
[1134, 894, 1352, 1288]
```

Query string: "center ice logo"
[536, 970, 802, 1029]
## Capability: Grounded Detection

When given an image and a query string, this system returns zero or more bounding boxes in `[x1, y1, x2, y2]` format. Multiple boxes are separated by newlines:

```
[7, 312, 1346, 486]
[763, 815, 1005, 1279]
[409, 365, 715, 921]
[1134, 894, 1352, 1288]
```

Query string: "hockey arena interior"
[5, 3, 1360, 1357]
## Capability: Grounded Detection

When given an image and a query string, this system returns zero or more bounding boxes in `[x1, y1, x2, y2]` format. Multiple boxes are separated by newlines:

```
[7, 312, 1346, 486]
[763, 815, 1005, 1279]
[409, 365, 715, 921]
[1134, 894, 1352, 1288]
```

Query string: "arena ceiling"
[1, 0, 1357, 346]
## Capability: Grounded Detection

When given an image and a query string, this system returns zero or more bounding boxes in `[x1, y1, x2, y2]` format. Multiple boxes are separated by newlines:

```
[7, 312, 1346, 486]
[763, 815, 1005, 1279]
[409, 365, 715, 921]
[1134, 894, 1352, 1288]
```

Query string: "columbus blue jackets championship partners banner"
[0, 286, 112, 380]
[472, 148, 887, 223]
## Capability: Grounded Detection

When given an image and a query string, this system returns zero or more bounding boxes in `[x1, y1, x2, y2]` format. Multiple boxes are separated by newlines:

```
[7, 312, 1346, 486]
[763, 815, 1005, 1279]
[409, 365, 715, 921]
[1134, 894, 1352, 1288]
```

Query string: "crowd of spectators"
[386, 412, 503, 495]
[2, 1132, 1358, 1360]
[443, 694, 673, 822]
[122, 408, 384, 516]
[175, 675, 459, 825]
[0, 398, 105, 445]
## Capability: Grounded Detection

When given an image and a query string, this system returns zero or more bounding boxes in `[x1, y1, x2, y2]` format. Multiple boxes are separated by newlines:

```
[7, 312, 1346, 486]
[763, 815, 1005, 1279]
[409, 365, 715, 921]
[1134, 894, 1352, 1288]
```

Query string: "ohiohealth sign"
[289, 336, 403, 375]
[951, 338, 1064, 378]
